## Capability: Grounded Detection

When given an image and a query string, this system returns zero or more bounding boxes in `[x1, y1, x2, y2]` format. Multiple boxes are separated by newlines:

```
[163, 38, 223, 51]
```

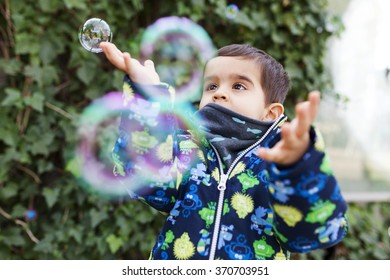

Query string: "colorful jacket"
[112, 76, 348, 260]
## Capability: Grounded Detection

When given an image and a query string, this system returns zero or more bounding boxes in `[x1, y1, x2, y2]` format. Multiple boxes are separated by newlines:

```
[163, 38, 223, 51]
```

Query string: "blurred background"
[0, 0, 389, 259]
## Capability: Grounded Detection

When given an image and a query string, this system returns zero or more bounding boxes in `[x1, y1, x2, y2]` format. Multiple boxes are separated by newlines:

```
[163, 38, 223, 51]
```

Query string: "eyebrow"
[232, 74, 255, 86]
[203, 74, 255, 86]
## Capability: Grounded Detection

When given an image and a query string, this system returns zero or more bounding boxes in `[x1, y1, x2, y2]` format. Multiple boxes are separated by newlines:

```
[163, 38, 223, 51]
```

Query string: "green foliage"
[1, 0, 379, 260]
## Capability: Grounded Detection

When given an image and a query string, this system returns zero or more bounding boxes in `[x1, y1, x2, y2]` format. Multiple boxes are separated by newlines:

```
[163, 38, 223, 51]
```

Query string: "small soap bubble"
[388, 226, 390, 237]
[225, 4, 239, 20]
[79, 18, 112, 53]
[24, 209, 37, 221]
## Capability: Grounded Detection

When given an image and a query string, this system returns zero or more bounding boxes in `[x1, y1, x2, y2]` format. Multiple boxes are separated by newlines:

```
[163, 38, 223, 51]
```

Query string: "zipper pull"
[218, 174, 228, 191]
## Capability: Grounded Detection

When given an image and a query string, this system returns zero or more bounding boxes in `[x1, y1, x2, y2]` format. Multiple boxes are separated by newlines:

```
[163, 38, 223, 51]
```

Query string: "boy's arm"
[102, 43, 180, 214]
[259, 92, 348, 252]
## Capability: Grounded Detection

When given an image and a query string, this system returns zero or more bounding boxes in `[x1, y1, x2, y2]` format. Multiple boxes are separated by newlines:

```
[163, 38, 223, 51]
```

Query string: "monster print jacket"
[112, 76, 348, 260]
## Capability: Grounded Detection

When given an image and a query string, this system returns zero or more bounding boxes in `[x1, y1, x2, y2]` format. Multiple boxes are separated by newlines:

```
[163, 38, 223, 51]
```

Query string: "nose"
[212, 90, 229, 102]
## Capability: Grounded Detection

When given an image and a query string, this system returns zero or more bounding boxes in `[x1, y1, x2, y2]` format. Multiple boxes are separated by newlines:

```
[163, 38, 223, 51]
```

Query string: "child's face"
[199, 56, 273, 120]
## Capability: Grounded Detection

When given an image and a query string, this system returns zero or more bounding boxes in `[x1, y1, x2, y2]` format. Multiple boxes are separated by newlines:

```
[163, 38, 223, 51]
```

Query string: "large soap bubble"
[140, 16, 216, 104]
[74, 91, 201, 200]
[74, 92, 134, 198]
[79, 18, 112, 53]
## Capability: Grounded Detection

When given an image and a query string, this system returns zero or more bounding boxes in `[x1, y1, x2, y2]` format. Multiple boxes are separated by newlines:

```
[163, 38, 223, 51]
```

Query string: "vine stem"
[16, 164, 41, 184]
[45, 102, 74, 120]
[0, 206, 40, 244]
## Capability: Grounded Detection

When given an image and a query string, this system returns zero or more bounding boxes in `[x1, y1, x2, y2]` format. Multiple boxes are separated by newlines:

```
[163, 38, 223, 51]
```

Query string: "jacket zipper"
[207, 114, 286, 260]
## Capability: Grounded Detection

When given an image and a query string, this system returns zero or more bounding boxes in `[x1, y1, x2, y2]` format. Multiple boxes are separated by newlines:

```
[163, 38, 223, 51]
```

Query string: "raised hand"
[100, 42, 160, 85]
[258, 91, 321, 166]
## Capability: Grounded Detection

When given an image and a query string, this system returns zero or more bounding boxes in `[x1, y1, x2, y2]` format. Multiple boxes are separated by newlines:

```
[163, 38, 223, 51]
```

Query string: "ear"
[261, 103, 284, 121]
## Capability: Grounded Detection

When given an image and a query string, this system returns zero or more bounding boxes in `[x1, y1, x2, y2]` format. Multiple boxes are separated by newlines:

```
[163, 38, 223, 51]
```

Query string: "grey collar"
[196, 103, 274, 169]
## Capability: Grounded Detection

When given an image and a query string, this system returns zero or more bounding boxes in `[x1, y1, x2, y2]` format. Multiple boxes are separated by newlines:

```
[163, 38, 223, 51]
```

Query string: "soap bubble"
[140, 16, 216, 104]
[74, 91, 201, 200]
[225, 4, 239, 20]
[79, 18, 112, 53]
[75, 92, 137, 199]
[24, 209, 37, 221]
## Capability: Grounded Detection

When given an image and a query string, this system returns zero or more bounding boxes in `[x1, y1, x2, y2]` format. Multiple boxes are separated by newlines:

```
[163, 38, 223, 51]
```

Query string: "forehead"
[204, 56, 260, 79]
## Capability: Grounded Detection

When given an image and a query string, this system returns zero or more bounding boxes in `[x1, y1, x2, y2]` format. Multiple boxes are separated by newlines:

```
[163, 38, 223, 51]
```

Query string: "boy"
[100, 42, 348, 260]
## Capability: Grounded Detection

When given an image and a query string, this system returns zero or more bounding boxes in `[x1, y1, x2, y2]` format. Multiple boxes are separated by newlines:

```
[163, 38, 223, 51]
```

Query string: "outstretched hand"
[258, 91, 321, 166]
[100, 42, 160, 84]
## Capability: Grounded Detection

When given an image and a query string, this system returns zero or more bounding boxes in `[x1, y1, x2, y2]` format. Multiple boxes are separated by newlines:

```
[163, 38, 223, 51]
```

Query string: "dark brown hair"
[217, 44, 290, 105]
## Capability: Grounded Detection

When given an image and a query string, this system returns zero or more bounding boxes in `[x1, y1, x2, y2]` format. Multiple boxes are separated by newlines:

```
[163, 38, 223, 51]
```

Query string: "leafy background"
[0, 0, 388, 259]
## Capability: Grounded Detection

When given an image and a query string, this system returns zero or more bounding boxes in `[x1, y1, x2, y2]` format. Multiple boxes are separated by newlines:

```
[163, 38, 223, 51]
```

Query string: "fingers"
[100, 42, 120, 58]
[99, 41, 111, 51]
[100, 42, 126, 72]
[257, 123, 292, 163]
[294, 91, 321, 138]
[280, 122, 294, 144]
[144, 60, 156, 72]
[258, 147, 280, 163]
[308, 91, 320, 121]
[294, 102, 311, 138]
[258, 121, 309, 165]
[123, 52, 133, 76]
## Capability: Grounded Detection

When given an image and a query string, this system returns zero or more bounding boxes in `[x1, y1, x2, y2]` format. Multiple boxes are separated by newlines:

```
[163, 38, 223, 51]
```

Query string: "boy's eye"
[206, 84, 217, 91]
[233, 83, 246, 90]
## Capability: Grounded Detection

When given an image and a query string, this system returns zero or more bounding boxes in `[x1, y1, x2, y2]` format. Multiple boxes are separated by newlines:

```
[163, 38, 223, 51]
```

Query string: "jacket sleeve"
[265, 126, 348, 253]
[111, 75, 181, 214]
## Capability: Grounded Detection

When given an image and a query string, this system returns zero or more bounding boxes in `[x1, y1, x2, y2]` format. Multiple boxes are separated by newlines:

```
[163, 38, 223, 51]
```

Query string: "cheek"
[245, 107, 263, 120]
[240, 100, 265, 120]
[198, 95, 209, 109]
